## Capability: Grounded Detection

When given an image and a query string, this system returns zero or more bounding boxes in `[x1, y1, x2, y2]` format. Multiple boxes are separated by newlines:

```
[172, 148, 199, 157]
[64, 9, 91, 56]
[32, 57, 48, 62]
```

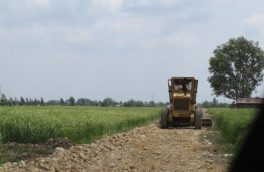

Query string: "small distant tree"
[202, 100, 215, 108]
[14, 98, 19, 105]
[34, 98, 37, 106]
[20, 97, 25, 105]
[25, 98, 29, 105]
[123, 99, 146, 107]
[212, 97, 218, 107]
[94, 101, 99, 107]
[47, 100, 59, 106]
[77, 98, 85, 106]
[148, 101, 156, 107]
[60, 98, 64, 106]
[69, 96, 75, 106]
[40, 97, 45, 106]
[9, 98, 15, 106]
[101, 98, 116, 107]
[156, 102, 165, 107]
[29, 98, 33, 106]
[0, 94, 7, 106]
[123, 99, 136, 107]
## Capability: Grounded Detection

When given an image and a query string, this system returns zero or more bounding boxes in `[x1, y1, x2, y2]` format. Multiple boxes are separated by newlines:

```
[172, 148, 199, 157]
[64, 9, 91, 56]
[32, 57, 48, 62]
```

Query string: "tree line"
[200, 97, 230, 108]
[0, 94, 165, 107]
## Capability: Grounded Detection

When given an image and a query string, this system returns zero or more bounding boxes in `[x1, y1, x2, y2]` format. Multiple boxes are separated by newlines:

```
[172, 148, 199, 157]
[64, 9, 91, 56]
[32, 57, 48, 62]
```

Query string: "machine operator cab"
[174, 78, 192, 93]
[168, 77, 198, 105]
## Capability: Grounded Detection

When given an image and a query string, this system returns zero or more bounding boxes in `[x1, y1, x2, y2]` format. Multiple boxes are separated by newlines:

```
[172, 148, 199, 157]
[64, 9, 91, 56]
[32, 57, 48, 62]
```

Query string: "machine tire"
[160, 108, 169, 129]
[195, 108, 202, 129]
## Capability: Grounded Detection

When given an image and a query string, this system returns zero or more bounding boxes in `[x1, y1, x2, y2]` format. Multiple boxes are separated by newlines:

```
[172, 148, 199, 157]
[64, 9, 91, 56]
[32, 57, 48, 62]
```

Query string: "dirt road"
[0, 120, 229, 172]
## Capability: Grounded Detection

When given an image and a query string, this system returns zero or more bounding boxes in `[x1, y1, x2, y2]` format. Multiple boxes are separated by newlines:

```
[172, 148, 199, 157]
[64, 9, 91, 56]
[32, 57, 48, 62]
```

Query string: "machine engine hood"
[173, 93, 191, 98]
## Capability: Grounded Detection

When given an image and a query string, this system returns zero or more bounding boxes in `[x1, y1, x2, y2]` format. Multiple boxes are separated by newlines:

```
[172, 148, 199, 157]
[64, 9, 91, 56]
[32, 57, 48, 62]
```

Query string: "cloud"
[26, 0, 50, 8]
[120, 31, 200, 50]
[0, 0, 51, 23]
[243, 14, 264, 28]
[162, 32, 199, 48]
[64, 28, 93, 43]
[133, 0, 180, 5]
[7, 0, 50, 10]
[204, 0, 246, 7]
[93, 16, 163, 34]
[242, 14, 264, 47]
[0, 24, 93, 45]
[89, 0, 124, 13]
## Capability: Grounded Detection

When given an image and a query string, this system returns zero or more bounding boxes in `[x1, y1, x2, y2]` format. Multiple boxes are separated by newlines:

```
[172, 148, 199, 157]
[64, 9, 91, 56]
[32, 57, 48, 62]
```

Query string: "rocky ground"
[0, 138, 75, 163]
[0, 111, 230, 172]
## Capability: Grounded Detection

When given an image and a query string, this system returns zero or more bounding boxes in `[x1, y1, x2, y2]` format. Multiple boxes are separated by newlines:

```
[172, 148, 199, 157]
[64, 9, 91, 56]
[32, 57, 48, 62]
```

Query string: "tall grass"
[208, 108, 258, 152]
[0, 132, 4, 164]
[0, 106, 161, 144]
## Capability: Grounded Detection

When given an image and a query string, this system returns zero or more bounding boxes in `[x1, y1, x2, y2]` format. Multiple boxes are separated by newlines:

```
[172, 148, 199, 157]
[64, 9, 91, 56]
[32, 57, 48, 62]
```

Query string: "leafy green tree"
[60, 98, 64, 106]
[29, 98, 33, 106]
[101, 97, 116, 107]
[40, 97, 45, 106]
[34, 98, 37, 106]
[156, 102, 165, 107]
[14, 98, 19, 105]
[148, 101, 156, 107]
[19, 96, 25, 105]
[25, 98, 29, 105]
[208, 36, 264, 100]
[46, 100, 60, 106]
[212, 97, 218, 107]
[202, 100, 210, 108]
[69, 96, 75, 106]
[77, 98, 86, 106]
[123, 99, 140, 107]
[123, 99, 135, 107]
[9, 98, 14, 106]
[0, 94, 7, 106]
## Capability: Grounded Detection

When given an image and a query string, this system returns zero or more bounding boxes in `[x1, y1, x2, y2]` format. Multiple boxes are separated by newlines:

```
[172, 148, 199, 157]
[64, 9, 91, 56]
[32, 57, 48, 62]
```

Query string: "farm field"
[0, 107, 259, 171]
[0, 114, 229, 172]
[0, 106, 161, 144]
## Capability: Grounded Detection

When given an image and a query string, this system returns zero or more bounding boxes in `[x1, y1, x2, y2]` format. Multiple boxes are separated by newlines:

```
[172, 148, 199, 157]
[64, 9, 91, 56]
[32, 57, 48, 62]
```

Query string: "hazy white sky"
[1, 0, 264, 103]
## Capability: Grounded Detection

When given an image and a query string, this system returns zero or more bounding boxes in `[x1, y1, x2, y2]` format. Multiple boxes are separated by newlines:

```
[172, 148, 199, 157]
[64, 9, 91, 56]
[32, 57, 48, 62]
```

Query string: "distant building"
[232, 97, 264, 108]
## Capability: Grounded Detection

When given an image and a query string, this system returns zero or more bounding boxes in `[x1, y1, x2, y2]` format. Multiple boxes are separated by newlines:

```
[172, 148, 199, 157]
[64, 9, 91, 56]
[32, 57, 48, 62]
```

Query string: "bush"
[0, 133, 4, 164]
[208, 108, 257, 153]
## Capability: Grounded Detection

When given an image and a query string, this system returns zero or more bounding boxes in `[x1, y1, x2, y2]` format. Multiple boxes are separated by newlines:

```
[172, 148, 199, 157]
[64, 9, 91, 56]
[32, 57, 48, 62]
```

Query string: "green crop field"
[208, 108, 258, 152]
[0, 106, 161, 144]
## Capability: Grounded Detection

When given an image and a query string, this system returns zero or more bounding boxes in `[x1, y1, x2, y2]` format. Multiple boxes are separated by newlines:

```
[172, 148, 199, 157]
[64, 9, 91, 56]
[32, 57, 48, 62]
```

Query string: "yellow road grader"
[160, 76, 212, 129]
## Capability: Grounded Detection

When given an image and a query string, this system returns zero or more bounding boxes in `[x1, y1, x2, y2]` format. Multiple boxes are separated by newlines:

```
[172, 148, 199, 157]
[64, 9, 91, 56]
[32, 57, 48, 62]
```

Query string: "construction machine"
[160, 76, 212, 129]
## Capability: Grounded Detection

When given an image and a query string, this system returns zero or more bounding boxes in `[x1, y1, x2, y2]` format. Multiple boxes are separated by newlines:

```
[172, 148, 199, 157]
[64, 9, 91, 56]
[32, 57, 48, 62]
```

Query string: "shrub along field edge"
[0, 133, 4, 164]
[208, 108, 258, 154]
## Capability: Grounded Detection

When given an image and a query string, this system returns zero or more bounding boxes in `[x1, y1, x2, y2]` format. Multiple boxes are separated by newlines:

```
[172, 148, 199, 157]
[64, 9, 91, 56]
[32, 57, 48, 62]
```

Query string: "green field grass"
[0, 106, 161, 144]
[0, 133, 3, 164]
[208, 108, 258, 153]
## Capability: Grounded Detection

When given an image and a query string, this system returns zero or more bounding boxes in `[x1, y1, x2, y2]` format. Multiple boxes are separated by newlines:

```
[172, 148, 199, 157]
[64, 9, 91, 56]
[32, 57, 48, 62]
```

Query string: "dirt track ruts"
[0, 114, 229, 172]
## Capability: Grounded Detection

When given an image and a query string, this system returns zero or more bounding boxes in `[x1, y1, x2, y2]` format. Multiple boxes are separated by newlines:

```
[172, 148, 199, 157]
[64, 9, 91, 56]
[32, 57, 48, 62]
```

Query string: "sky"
[1, 0, 264, 103]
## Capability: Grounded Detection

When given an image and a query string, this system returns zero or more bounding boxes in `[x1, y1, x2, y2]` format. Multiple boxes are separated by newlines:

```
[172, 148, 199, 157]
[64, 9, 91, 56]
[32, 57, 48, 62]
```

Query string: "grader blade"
[202, 118, 212, 126]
